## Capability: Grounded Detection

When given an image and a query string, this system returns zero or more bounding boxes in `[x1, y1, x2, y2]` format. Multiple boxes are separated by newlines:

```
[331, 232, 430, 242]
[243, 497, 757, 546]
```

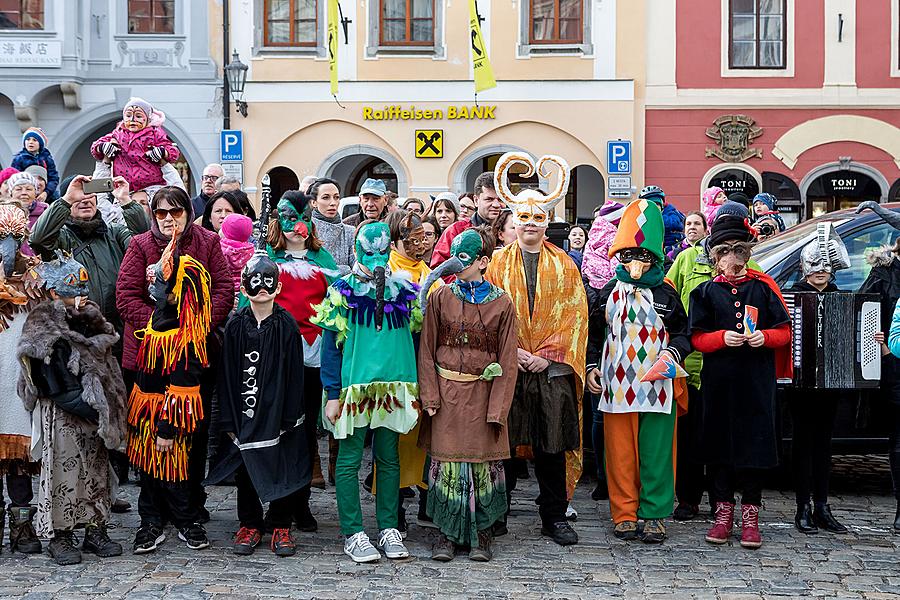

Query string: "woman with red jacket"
[116, 186, 233, 553]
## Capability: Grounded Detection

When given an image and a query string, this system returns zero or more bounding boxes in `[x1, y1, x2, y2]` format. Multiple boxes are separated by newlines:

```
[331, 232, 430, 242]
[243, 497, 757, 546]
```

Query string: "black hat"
[708, 214, 753, 248]
[727, 192, 751, 208]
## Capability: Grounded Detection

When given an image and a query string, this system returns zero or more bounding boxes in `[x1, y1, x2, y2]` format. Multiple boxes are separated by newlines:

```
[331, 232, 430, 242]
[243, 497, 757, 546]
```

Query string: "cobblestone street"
[1, 449, 898, 600]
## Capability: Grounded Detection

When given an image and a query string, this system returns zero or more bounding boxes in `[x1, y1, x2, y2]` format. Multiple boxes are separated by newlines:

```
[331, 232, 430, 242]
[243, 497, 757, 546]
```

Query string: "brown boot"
[310, 444, 326, 489]
[469, 528, 493, 562]
[9, 506, 42, 554]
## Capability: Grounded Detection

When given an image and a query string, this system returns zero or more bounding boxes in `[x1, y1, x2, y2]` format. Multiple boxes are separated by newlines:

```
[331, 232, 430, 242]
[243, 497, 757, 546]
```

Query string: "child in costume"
[485, 152, 588, 547]
[313, 220, 421, 563]
[219, 213, 254, 293]
[386, 209, 441, 532]
[701, 186, 727, 225]
[90, 98, 180, 193]
[586, 198, 691, 544]
[126, 230, 213, 554]
[206, 251, 310, 557]
[17, 253, 127, 565]
[11, 127, 59, 201]
[418, 227, 518, 562]
[688, 217, 791, 549]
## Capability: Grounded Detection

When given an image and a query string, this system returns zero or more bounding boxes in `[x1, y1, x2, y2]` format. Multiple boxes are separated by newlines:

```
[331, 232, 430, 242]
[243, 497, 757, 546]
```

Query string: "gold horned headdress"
[493, 152, 570, 228]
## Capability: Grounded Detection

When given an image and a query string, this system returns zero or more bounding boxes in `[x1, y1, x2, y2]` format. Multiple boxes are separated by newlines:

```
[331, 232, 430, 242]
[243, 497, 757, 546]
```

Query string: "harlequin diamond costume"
[484, 152, 588, 546]
[0, 205, 45, 555]
[126, 230, 213, 549]
[313, 221, 421, 563]
[417, 228, 518, 561]
[18, 253, 127, 564]
[587, 197, 691, 544]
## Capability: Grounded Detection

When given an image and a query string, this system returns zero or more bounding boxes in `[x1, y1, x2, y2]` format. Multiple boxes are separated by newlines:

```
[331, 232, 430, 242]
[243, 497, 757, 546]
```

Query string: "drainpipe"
[223, 0, 231, 131]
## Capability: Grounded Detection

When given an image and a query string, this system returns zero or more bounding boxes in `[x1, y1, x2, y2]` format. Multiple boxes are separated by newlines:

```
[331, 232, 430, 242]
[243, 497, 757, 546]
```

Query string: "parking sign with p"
[221, 130, 243, 162]
[607, 140, 632, 175]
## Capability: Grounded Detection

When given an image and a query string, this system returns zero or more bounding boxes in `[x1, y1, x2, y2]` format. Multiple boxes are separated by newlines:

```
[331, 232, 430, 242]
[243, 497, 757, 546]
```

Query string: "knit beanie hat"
[22, 127, 47, 151]
[0, 167, 19, 187]
[24, 165, 47, 183]
[7, 171, 36, 190]
[708, 201, 753, 248]
[123, 97, 166, 127]
[727, 192, 751, 208]
[753, 192, 777, 212]
[598, 199, 625, 226]
[608, 198, 665, 263]
[220, 213, 253, 243]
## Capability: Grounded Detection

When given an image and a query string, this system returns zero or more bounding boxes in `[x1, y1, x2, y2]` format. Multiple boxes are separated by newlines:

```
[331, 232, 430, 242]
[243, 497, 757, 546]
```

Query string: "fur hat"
[22, 127, 48, 151]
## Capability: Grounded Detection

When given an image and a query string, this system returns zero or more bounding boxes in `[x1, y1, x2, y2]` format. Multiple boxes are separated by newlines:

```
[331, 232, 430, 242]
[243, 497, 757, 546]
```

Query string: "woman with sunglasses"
[116, 186, 234, 553]
[686, 203, 792, 550]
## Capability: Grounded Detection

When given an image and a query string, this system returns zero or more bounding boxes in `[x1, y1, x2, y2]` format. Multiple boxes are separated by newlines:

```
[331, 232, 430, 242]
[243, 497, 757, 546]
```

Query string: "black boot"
[8, 506, 42, 553]
[48, 530, 82, 565]
[794, 503, 818, 534]
[82, 523, 123, 557]
[0, 507, 4, 554]
[813, 503, 848, 534]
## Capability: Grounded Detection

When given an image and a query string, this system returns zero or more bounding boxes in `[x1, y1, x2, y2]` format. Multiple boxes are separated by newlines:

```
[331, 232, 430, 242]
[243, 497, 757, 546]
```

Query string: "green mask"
[277, 197, 312, 238]
[355, 222, 391, 271]
[450, 228, 483, 268]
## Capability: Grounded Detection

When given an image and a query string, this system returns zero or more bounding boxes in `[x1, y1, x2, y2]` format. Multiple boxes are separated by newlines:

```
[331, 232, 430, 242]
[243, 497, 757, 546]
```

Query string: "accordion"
[783, 291, 881, 389]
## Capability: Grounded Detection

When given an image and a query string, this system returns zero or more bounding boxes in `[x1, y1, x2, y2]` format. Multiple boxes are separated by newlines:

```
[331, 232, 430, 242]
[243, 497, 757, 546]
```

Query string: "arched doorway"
[266, 166, 299, 204]
[890, 179, 900, 203]
[347, 158, 398, 196]
[572, 165, 605, 224]
[804, 169, 883, 219]
[708, 168, 760, 198]
[762, 171, 801, 228]
[64, 119, 194, 192]
[318, 145, 407, 196]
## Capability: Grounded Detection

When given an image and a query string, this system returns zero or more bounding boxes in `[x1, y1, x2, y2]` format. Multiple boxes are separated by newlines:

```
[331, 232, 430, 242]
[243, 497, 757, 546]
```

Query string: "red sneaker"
[232, 526, 262, 556]
[705, 502, 735, 544]
[271, 528, 296, 557]
[740, 504, 762, 549]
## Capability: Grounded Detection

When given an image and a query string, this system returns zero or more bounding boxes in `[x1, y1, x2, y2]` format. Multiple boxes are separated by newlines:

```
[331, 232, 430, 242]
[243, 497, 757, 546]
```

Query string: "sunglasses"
[153, 206, 185, 220]
[616, 248, 656, 264]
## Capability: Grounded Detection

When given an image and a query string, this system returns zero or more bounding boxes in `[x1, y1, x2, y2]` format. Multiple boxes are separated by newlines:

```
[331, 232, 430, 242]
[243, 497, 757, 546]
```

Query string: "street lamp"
[225, 50, 249, 117]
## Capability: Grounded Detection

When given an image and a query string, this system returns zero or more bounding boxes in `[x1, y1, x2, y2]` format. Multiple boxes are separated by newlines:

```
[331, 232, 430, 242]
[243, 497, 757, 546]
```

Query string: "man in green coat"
[30, 175, 148, 335]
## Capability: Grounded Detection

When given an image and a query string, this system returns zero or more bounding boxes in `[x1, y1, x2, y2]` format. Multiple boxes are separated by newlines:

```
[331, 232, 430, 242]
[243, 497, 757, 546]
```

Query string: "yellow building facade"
[229, 0, 646, 221]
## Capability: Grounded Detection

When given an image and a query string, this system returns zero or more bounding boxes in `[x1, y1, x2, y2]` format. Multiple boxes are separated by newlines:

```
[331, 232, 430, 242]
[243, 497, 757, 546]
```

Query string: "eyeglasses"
[153, 207, 185, 220]
[201, 175, 219, 182]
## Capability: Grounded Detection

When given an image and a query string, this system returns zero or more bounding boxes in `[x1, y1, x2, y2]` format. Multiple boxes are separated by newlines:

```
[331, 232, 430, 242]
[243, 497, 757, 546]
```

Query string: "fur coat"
[17, 300, 127, 449]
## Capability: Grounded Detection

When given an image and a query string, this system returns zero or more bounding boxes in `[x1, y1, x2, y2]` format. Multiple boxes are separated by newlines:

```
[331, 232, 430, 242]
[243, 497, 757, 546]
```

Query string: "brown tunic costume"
[417, 285, 518, 462]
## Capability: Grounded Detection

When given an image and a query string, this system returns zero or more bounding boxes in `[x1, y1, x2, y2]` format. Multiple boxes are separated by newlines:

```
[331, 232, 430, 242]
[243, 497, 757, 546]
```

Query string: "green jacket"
[30, 200, 149, 331]
[666, 241, 760, 389]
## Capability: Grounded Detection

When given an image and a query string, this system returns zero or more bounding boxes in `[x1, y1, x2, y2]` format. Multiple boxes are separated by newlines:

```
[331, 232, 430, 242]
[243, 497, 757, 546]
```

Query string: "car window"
[774, 221, 898, 292]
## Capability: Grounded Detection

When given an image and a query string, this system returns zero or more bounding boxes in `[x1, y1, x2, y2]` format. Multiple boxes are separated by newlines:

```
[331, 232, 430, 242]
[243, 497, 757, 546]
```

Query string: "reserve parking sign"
[415, 130, 443, 158]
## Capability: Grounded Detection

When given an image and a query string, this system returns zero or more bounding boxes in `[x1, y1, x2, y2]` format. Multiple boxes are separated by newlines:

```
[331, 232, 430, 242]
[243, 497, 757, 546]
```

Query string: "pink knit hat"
[220, 213, 253, 243]
[0, 167, 19, 187]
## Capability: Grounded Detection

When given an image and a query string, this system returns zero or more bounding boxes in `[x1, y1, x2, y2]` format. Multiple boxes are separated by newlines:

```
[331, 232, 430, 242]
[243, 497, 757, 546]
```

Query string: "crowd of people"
[1, 107, 900, 569]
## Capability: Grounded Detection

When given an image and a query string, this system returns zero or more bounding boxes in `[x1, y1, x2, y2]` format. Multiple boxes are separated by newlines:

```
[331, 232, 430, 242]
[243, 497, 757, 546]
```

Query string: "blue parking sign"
[607, 140, 631, 175]
[221, 130, 243, 162]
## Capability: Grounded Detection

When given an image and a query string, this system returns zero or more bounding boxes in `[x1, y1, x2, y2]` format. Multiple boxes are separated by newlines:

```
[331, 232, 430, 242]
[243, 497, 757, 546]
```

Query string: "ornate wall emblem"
[705, 115, 763, 162]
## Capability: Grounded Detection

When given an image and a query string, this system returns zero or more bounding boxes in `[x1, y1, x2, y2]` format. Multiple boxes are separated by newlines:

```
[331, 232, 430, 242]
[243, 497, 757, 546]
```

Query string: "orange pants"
[603, 409, 676, 523]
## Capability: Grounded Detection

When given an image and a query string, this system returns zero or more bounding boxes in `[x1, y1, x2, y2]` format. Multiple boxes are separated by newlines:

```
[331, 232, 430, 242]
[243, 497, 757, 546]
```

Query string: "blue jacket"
[661, 203, 685, 254]
[11, 147, 59, 198]
[888, 297, 900, 358]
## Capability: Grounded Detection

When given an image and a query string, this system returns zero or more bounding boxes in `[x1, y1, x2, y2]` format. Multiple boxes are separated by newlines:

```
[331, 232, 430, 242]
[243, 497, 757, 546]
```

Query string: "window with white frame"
[264, 0, 317, 47]
[729, 0, 786, 69]
[128, 0, 175, 34]
[366, 0, 444, 57]
[0, 0, 44, 30]
[518, 0, 592, 55]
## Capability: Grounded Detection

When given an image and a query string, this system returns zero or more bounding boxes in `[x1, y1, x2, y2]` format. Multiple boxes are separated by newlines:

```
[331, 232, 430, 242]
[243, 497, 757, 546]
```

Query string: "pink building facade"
[646, 0, 900, 225]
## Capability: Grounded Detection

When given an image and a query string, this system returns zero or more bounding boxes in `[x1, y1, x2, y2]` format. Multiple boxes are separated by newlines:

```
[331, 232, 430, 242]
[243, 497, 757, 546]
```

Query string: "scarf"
[452, 279, 495, 304]
[485, 240, 588, 395]
[614, 262, 665, 288]
[66, 214, 108, 239]
[389, 250, 430, 286]
[312, 209, 341, 225]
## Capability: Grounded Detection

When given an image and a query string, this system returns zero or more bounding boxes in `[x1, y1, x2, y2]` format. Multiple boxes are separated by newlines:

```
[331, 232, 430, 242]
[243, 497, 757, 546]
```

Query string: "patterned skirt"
[426, 460, 507, 546]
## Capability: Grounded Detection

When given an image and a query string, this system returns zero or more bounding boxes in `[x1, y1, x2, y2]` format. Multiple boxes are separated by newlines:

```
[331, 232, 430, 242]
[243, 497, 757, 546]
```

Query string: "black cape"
[205, 304, 311, 502]
[688, 278, 790, 469]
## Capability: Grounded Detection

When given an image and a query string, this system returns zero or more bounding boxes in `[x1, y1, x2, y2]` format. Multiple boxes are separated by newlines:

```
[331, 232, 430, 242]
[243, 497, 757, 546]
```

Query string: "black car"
[753, 203, 900, 454]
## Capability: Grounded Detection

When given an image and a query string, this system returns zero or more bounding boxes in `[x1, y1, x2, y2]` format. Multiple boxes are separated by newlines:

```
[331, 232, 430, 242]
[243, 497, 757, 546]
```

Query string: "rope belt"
[435, 362, 502, 382]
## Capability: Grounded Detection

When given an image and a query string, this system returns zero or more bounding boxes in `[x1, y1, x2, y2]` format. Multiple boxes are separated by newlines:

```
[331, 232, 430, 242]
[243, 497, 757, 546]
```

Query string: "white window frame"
[366, 0, 446, 59]
[892, 0, 900, 77]
[518, 0, 593, 57]
[254, 0, 326, 57]
[720, 0, 795, 78]
[119, 0, 183, 37]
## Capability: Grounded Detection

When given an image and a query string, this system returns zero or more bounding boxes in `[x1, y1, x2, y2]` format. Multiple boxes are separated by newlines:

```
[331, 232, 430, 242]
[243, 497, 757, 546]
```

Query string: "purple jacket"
[91, 124, 180, 192]
[115, 225, 233, 371]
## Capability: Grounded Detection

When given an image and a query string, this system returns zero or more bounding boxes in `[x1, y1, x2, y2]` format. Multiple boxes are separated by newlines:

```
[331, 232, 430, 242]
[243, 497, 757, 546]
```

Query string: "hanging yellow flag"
[328, 0, 339, 95]
[469, 0, 496, 93]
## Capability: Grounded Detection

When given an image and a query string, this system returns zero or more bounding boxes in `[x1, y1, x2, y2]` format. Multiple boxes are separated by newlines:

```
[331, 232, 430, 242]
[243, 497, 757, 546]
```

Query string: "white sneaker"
[566, 504, 578, 521]
[377, 528, 410, 559]
[343, 532, 381, 563]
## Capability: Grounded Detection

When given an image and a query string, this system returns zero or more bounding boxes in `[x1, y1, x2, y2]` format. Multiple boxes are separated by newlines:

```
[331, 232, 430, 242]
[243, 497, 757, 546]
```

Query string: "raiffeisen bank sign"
[362, 105, 497, 121]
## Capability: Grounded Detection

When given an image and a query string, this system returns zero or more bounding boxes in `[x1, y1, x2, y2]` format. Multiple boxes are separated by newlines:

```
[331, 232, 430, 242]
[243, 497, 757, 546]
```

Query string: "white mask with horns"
[493, 152, 570, 228]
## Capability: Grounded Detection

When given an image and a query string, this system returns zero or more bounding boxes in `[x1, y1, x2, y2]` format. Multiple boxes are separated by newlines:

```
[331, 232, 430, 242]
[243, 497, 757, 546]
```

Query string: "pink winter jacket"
[581, 215, 619, 289]
[91, 123, 180, 192]
[219, 237, 254, 292]
[21, 200, 48, 256]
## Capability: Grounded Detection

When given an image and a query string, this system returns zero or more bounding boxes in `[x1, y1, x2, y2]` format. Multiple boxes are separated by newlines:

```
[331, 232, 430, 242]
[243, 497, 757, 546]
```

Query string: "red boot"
[740, 504, 762, 549]
[705, 502, 734, 544]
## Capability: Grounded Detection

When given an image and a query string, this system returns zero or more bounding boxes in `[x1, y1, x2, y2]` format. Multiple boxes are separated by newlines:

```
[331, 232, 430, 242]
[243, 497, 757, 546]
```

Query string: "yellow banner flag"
[328, 0, 339, 95]
[469, 0, 496, 93]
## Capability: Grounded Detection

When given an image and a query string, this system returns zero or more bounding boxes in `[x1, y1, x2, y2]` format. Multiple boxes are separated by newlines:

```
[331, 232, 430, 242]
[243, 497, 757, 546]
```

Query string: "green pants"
[335, 425, 400, 536]
[604, 408, 676, 522]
